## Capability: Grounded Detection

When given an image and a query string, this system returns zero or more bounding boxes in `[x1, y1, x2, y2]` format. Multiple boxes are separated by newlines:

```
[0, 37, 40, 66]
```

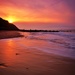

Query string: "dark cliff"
[0, 17, 19, 30]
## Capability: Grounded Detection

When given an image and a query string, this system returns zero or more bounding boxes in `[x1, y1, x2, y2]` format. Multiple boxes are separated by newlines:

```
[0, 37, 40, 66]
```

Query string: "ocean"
[15, 22, 75, 30]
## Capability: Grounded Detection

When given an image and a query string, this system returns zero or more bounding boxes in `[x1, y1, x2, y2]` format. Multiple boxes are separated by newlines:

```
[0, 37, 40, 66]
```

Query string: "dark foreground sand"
[0, 48, 75, 75]
[0, 31, 75, 75]
[0, 31, 23, 39]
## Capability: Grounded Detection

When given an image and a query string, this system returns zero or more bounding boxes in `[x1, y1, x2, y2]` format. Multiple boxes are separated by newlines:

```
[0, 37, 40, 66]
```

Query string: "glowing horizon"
[0, 0, 75, 26]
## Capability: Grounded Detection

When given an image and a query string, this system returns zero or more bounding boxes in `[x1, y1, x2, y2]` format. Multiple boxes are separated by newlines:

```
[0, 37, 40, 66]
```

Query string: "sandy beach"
[0, 31, 75, 75]
[0, 48, 75, 75]
[0, 31, 23, 39]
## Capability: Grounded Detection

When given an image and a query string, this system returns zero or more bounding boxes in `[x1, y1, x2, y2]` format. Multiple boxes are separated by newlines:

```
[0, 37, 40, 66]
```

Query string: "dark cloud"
[64, 0, 75, 12]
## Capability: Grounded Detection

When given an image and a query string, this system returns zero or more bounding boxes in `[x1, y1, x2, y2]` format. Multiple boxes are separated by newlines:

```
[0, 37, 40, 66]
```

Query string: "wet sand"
[0, 48, 75, 75]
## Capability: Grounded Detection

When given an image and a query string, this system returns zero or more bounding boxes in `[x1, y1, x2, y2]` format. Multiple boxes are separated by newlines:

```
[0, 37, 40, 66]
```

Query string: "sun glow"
[6, 18, 14, 23]
[5, 17, 16, 23]
[8, 20, 13, 23]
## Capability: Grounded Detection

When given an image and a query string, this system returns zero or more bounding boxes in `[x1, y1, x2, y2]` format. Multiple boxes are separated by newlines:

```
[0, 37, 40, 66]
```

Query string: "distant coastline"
[1, 29, 75, 32]
[0, 17, 75, 32]
[19, 29, 75, 32]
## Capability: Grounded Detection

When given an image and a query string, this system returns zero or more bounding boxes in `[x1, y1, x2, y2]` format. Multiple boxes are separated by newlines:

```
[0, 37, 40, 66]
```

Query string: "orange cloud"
[0, 0, 75, 25]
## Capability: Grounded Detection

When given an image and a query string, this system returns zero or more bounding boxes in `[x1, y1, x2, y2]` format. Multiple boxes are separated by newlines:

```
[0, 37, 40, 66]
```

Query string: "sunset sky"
[0, 0, 75, 29]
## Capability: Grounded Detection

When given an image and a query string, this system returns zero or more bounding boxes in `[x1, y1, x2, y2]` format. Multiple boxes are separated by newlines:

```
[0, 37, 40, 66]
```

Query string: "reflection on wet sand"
[0, 39, 16, 68]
